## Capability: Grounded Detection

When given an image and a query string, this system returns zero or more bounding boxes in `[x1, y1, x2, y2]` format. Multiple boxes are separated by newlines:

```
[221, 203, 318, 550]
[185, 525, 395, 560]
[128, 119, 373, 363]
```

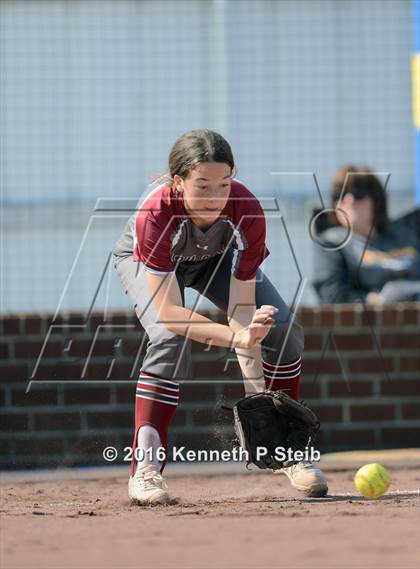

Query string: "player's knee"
[142, 333, 192, 382]
[285, 321, 304, 361]
[265, 319, 304, 362]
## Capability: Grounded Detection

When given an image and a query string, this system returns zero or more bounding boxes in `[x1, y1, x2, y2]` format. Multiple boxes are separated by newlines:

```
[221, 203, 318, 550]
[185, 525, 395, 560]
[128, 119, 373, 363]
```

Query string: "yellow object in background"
[354, 463, 391, 499]
[412, 53, 420, 129]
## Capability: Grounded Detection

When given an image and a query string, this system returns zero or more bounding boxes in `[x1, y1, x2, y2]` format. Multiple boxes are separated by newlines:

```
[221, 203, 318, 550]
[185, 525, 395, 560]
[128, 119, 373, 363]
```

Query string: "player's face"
[175, 162, 232, 229]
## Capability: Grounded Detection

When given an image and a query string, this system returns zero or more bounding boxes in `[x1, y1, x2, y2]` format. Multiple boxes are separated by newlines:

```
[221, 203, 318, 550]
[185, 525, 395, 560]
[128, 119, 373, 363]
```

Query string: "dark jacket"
[312, 208, 420, 303]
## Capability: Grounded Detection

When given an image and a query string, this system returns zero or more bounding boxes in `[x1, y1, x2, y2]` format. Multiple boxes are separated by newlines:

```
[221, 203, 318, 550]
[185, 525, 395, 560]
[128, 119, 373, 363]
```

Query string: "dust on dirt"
[1, 467, 419, 569]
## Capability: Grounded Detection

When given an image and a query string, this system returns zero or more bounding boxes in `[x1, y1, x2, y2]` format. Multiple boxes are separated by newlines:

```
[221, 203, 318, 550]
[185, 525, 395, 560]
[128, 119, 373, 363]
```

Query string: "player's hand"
[234, 305, 278, 349]
[365, 292, 383, 305]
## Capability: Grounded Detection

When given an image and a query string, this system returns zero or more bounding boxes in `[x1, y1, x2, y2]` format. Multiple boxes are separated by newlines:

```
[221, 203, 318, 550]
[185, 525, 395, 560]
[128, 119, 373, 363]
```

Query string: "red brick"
[63, 386, 111, 405]
[0, 440, 12, 454]
[311, 405, 342, 422]
[116, 384, 135, 404]
[34, 412, 81, 431]
[0, 386, 6, 406]
[401, 402, 420, 420]
[319, 307, 336, 329]
[0, 343, 10, 359]
[194, 360, 240, 378]
[180, 381, 218, 402]
[45, 325, 61, 337]
[47, 322, 78, 336]
[1, 317, 22, 335]
[338, 307, 357, 327]
[380, 333, 420, 350]
[302, 358, 341, 374]
[297, 308, 315, 328]
[401, 306, 419, 326]
[171, 410, 187, 428]
[334, 333, 374, 351]
[127, 313, 140, 326]
[400, 356, 420, 372]
[0, 413, 29, 432]
[122, 337, 146, 356]
[328, 380, 373, 397]
[89, 338, 119, 357]
[24, 315, 43, 335]
[304, 333, 323, 350]
[381, 379, 420, 396]
[110, 313, 128, 325]
[192, 408, 217, 426]
[33, 363, 83, 381]
[45, 315, 64, 327]
[348, 357, 394, 373]
[380, 427, 420, 447]
[11, 387, 58, 406]
[61, 339, 91, 357]
[14, 438, 64, 455]
[361, 307, 380, 327]
[81, 363, 112, 381]
[86, 411, 132, 429]
[0, 365, 29, 382]
[107, 361, 137, 381]
[15, 340, 62, 359]
[220, 382, 244, 402]
[68, 313, 87, 325]
[169, 431, 225, 454]
[300, 381, 321, 399]
[329, 429, 375, 447]
[312, 430, 327, 447]
[89, 315, 106, 333]
[351, 404, 395, 422]
[65, 434, 120, 456]
[215, 404, 234, 422]
[381, 307, 400, 326]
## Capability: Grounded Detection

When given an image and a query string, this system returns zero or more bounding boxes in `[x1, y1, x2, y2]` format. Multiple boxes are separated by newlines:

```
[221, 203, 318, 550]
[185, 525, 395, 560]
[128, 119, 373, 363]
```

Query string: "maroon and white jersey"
[113, 179, 270, 281]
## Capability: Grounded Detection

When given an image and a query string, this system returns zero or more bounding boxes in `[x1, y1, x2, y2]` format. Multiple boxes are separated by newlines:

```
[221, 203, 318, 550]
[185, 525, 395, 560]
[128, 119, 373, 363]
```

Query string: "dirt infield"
[1, 465, 419, 569]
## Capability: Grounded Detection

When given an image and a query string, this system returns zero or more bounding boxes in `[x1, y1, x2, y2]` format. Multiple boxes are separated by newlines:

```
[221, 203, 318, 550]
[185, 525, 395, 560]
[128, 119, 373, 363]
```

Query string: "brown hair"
[330, 164, 388, 233]
[168, 129, 235, 182]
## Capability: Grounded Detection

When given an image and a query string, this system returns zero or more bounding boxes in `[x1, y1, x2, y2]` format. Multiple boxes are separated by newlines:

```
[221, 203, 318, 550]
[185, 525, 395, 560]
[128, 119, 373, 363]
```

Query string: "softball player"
[112, 129, 327, 504]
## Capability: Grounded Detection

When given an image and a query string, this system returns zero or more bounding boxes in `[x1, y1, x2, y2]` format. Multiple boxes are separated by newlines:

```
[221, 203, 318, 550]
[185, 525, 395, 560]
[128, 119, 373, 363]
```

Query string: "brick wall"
[1, 303, 419, 470]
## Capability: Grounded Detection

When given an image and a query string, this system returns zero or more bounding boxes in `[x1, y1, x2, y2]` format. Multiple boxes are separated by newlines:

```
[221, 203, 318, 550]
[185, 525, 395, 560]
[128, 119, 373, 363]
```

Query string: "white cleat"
[128, 464, 171, 505]
[276, 460, 328, 497]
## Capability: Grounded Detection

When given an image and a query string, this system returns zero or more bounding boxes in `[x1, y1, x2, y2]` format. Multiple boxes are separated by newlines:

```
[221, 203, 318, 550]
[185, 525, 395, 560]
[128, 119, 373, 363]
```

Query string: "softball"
[354, 463, 390, 499]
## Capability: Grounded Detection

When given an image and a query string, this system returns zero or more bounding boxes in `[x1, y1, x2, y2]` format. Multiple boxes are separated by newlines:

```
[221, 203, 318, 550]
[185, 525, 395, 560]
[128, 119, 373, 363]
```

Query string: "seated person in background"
[312, 165, 420, 304]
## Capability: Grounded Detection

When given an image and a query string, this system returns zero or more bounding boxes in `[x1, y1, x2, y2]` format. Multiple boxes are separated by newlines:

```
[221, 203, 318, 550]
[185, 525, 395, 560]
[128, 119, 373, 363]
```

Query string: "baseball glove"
[232, 390, 320, 470]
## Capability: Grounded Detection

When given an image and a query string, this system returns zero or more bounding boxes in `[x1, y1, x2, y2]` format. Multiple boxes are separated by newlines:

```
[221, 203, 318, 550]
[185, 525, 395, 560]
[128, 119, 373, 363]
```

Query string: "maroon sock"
[130, 371, 179, 476]
[262, 356, 301, 400]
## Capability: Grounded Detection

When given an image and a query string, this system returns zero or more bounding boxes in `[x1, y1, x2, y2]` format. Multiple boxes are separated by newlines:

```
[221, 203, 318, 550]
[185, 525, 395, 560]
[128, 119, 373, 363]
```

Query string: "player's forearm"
[234, 344, 265, 394]
[163, 305, 238, 348]
[228, 305, 265, 394]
